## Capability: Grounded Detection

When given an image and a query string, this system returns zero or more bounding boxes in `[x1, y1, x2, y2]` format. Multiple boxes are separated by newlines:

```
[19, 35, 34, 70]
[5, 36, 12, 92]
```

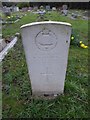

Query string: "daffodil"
[71, 36, 74, 40]
[80, 43, 85, 47]
[83, 46, 88, 48]
[7, 16, 10, 19]
[79, 41, 82, 44]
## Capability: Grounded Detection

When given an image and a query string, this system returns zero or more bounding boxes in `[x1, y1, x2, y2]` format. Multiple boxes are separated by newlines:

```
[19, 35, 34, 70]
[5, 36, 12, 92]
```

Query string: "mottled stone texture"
[21, 21, 71, 96]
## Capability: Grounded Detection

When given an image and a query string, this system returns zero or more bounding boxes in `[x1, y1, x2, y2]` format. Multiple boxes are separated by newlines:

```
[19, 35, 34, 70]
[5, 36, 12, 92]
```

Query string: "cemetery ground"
[2, 11, 88, 118]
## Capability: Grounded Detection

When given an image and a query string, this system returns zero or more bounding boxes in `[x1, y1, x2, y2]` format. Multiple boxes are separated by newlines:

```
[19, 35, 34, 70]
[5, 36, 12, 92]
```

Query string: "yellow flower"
[7, 16, 10, 18]
[79, 41, 82, 44]
[80, 43, 85, 47]
[71, 36, 74, 40]
[83, 46, 88, 48]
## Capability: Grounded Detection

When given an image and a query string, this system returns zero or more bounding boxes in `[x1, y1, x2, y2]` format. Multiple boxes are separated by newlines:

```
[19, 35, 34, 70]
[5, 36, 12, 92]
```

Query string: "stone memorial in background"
[21, 21, 71, 97]
[3, 6, 11, 17]
[13, 6, 19, 12]
[22, 7, 28, 12]
[28, 7, 33, 11]
[33, 6, 38, 11]
[46, 5, 50, 11]
[83, 11, 89, 20]
[52, 7, 57, 11]
[62, 4, 68, 16]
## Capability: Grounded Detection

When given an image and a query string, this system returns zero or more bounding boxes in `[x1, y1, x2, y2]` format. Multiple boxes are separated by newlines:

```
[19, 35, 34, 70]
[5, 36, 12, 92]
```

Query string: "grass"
[2, 11, 88, 118]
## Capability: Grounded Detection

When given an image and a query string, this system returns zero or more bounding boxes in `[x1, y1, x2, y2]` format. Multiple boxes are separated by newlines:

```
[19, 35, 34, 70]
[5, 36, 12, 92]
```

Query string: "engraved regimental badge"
[35, 28, 57, 51]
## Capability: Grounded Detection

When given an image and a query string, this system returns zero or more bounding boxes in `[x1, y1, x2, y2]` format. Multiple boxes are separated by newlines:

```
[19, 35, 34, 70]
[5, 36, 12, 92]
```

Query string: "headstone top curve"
[20, 21, 71, 29]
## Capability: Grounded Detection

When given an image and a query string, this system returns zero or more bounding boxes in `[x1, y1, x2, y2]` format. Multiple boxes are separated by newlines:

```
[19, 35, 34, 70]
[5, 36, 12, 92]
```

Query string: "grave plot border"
[0, 36, 18, 62]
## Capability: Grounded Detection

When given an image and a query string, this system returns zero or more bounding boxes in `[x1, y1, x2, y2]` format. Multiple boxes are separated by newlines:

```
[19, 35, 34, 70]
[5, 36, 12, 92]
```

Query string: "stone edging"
[0, 37, 18, 62]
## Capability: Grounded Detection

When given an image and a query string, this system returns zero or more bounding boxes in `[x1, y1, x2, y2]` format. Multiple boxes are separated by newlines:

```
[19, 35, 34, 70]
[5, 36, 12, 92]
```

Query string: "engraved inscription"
[35, 28, 57, 51]
[40, 67, 54, 81]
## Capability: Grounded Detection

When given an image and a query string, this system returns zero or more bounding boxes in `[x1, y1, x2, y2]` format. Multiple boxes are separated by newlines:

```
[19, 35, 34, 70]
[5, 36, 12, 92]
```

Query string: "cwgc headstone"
[21, 21, 71, 97]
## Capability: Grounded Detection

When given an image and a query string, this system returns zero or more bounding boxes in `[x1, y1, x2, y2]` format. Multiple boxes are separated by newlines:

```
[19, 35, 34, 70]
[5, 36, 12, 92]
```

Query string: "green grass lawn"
[2, 11, 88, 118]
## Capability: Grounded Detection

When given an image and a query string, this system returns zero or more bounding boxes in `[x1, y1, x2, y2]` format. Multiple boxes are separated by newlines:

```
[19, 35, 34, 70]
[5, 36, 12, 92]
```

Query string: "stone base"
[31, 91, 63, 99]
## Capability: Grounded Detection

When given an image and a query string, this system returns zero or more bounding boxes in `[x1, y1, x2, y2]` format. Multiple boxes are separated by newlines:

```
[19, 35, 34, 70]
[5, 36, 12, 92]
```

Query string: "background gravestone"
[21, 21, 71, 97]
[46, 5, 50, 11]
[3, 6, 11, 17]
[52, 7, 57, 11]
[28, 7, 33, 11]
[33, 6, 38, 11]
[62, 4, 68, 16]
[83, 11, 89, 20]
[13, 6, 19, 12]
[22, 7, 28, 12]
[62, 5, 68, 10]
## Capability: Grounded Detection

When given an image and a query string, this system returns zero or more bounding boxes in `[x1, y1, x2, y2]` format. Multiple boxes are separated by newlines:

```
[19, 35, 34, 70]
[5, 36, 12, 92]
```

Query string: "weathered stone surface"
[0, 37, 17, 61]
[21, 21, 71, 96]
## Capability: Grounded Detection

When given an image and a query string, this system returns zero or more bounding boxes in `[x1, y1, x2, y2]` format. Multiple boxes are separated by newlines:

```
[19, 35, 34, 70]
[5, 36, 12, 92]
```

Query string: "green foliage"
[17, 2, 30, 9]
[6, 16, 17, 21]
[70, 28, 80, 46]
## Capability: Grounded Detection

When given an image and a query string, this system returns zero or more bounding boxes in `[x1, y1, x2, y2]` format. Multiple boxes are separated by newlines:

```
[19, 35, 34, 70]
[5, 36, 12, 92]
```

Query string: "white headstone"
[21, 21, 71, 97]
